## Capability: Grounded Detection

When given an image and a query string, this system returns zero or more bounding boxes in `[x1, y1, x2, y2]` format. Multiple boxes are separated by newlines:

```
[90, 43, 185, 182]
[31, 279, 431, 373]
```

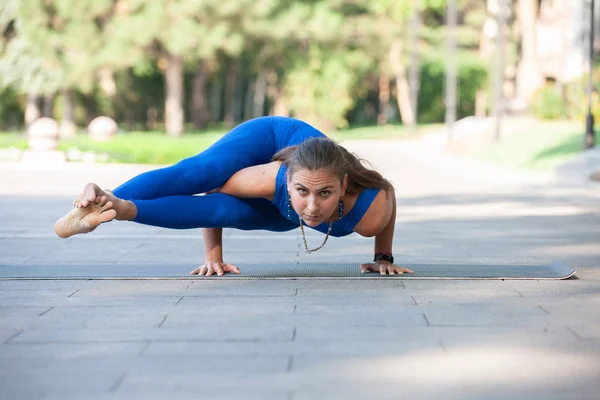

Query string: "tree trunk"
[43, 93, 55, 118]
[475, 22, 493, 117]
[389, 39, 414, 126]
[60, 89, 76, 138]
[243, 79, 255, 121]
[223, 61, 239, 127]
[25, 92, 41, 128]
[377, 70, 390, 125]
[445, 0, 458, 139]
[493, 0, 507, 141]
[191, 60, 209, 129]
[267, 71, 289, 117]
[516, 0, 544, 103]
[147, 108, 158, 130]
[209, 77, 223, 123]
[98, 67, 117, 97]
[272, 95, 289, 117]
[233, 64, 244, 123]
[164, 52, 184, 136]
[253, 71, 267, 118]
[408, 7, 421, 127]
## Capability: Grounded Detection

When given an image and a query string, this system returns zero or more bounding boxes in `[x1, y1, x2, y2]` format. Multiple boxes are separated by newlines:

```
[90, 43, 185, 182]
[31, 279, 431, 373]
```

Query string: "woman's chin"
[302, 217, 322, 227]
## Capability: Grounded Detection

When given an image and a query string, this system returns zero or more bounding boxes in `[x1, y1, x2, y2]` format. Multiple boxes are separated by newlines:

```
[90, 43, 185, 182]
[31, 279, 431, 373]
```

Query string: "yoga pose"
[54, 117, 413, 276]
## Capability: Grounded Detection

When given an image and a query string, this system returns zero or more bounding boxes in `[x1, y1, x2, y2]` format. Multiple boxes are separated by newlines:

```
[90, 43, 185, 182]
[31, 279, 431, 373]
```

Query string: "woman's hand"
[190, 261, 240, 276]
[360, 261, 414, 275]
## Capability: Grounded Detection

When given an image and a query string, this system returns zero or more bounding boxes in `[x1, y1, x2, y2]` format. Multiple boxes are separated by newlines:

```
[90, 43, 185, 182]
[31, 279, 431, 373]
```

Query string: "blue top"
[272, 163, 381, 237]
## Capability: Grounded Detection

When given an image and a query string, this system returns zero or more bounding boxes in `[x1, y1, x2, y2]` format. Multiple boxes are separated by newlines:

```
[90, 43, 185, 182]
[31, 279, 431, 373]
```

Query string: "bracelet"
[374, 253, 394, 264]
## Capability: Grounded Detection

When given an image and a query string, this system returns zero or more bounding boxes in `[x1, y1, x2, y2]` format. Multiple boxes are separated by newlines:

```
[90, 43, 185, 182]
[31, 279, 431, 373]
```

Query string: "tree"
[365, 0, 446, 126]
[1, 0, 118, 134]
[516, 0, 544, 103]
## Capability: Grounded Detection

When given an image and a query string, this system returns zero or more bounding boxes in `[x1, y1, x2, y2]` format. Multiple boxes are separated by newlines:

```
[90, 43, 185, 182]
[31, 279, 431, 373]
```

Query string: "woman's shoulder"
[352, 188, 393, 237]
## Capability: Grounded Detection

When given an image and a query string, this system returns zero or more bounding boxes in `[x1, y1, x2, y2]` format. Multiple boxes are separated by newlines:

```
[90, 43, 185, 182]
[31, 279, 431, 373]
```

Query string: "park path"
[0, 139, 599, 400]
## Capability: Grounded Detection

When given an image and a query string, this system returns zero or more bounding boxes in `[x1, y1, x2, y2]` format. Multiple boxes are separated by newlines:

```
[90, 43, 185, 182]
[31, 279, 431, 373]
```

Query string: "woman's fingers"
[205, 265, 216, 276]
[189, 263, 240, 276]
[189, 265, 206, 275]
[223, 264, 241, 274]
[360, 263, 414, 275]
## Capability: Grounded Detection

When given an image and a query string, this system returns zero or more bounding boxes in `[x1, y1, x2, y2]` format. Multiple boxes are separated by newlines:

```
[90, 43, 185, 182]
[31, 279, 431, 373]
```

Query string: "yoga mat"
[0, 261, 576, 280]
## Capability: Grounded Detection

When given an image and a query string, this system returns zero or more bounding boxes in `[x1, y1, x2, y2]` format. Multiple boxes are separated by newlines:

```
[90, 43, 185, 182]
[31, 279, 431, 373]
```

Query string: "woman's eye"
[298, 189, 307, 195]
[320, 191, 330, 196]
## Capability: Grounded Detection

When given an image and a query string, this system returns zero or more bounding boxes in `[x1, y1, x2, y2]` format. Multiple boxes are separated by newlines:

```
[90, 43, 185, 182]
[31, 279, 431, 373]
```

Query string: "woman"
[54, 117, 413, 277]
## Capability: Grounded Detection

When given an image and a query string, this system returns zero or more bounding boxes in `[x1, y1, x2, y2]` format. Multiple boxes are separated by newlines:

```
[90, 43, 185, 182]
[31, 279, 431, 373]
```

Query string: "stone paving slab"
[2, 355, 291, 374]
[0, 370, 124, 400]
[3, 314, 168, 330]
[0, 343, 148, 359]
[9, 326, 294, 343]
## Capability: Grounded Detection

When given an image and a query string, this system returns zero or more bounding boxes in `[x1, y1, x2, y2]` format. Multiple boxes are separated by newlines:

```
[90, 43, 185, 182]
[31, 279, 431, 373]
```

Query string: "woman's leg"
[112, 117, 277, 200]
[56, 191, 295, 238]
[132, 193, 297, 231]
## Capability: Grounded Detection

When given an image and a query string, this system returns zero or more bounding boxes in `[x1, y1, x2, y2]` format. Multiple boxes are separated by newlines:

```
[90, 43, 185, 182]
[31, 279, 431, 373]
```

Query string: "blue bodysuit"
[112, 117, 380, 237]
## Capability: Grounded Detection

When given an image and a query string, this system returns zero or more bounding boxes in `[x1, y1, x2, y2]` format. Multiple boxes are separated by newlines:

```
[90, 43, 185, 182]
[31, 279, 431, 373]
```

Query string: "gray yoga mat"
[0, 261, 576, 280]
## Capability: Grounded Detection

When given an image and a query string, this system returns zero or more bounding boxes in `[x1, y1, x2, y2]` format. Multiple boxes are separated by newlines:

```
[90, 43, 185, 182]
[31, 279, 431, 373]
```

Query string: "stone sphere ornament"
[27, 117, 60, 151]
[88, 116, 118, 141]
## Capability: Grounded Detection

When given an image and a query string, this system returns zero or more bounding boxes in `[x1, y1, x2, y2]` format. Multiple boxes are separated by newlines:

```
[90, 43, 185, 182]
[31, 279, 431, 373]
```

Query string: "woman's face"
[288, 168, 347, 227]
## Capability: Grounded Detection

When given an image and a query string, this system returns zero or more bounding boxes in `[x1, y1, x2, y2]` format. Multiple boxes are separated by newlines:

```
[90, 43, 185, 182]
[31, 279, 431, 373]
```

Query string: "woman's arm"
[203, 227, 224, 262]
[190, 162, 281, 276]
[373, 191, 395, 254]
[189, 227, 240, 276]
[357, 189, 414, 275]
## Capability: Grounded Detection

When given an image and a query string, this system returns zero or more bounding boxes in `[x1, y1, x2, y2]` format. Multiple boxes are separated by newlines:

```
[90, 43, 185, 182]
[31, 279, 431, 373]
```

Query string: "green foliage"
[564, 69, 600, 123]
[530, 84, 568, 120]
[0, 87, 23, 129]
[0, 0, 491, 133]
[284, 45, 373, 130]
[418, 52, 488, 123]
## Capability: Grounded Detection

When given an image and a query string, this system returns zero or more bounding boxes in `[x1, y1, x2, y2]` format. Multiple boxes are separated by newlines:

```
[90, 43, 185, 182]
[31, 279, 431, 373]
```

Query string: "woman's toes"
[100, 209, 117, 223]
[102, 200, 114, 211]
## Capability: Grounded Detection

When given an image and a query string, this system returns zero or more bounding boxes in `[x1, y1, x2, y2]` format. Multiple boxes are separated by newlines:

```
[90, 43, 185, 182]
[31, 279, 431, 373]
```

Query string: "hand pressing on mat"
[190, 261, 240, 277]
[360, 261, 414, 275]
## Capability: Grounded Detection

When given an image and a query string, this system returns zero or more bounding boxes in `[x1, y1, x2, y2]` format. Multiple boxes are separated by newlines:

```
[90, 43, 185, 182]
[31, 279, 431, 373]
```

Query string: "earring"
[287, 192, 291, 219]
[338, 199, 344, 220]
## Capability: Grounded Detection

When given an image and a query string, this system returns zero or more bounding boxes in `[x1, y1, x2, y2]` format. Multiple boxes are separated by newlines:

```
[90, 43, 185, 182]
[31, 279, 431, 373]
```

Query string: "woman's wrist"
[374, 252, 394, 264]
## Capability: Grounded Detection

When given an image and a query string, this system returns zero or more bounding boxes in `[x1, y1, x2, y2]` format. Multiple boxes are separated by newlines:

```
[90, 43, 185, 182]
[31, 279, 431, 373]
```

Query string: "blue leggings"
[112, 117, 298, 232]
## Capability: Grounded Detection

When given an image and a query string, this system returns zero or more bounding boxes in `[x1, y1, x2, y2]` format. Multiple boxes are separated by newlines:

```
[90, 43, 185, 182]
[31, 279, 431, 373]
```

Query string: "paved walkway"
[0, 140, 599, 400]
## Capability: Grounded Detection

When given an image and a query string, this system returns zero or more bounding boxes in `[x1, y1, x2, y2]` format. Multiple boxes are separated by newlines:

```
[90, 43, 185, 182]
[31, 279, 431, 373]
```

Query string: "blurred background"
[0, 0, 598, 172]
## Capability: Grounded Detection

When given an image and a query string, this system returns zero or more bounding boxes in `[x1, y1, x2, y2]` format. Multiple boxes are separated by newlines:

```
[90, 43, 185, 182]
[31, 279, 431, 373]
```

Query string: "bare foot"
[55, 196, 117, 238]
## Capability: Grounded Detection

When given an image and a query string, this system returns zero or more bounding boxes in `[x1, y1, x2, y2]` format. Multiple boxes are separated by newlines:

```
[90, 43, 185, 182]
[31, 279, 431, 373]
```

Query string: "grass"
[0, 124, 433, 164]
[0, 132, 28, 149]
[476, 120, 599, 172]
[330, 123, 442, 141]
[3, 120, 593, 169]
[59, 131, 226, 164]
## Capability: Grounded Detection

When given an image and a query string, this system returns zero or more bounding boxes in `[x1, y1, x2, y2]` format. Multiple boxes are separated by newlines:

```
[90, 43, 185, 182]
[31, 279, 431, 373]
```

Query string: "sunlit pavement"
[1, 141, 599, 400]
